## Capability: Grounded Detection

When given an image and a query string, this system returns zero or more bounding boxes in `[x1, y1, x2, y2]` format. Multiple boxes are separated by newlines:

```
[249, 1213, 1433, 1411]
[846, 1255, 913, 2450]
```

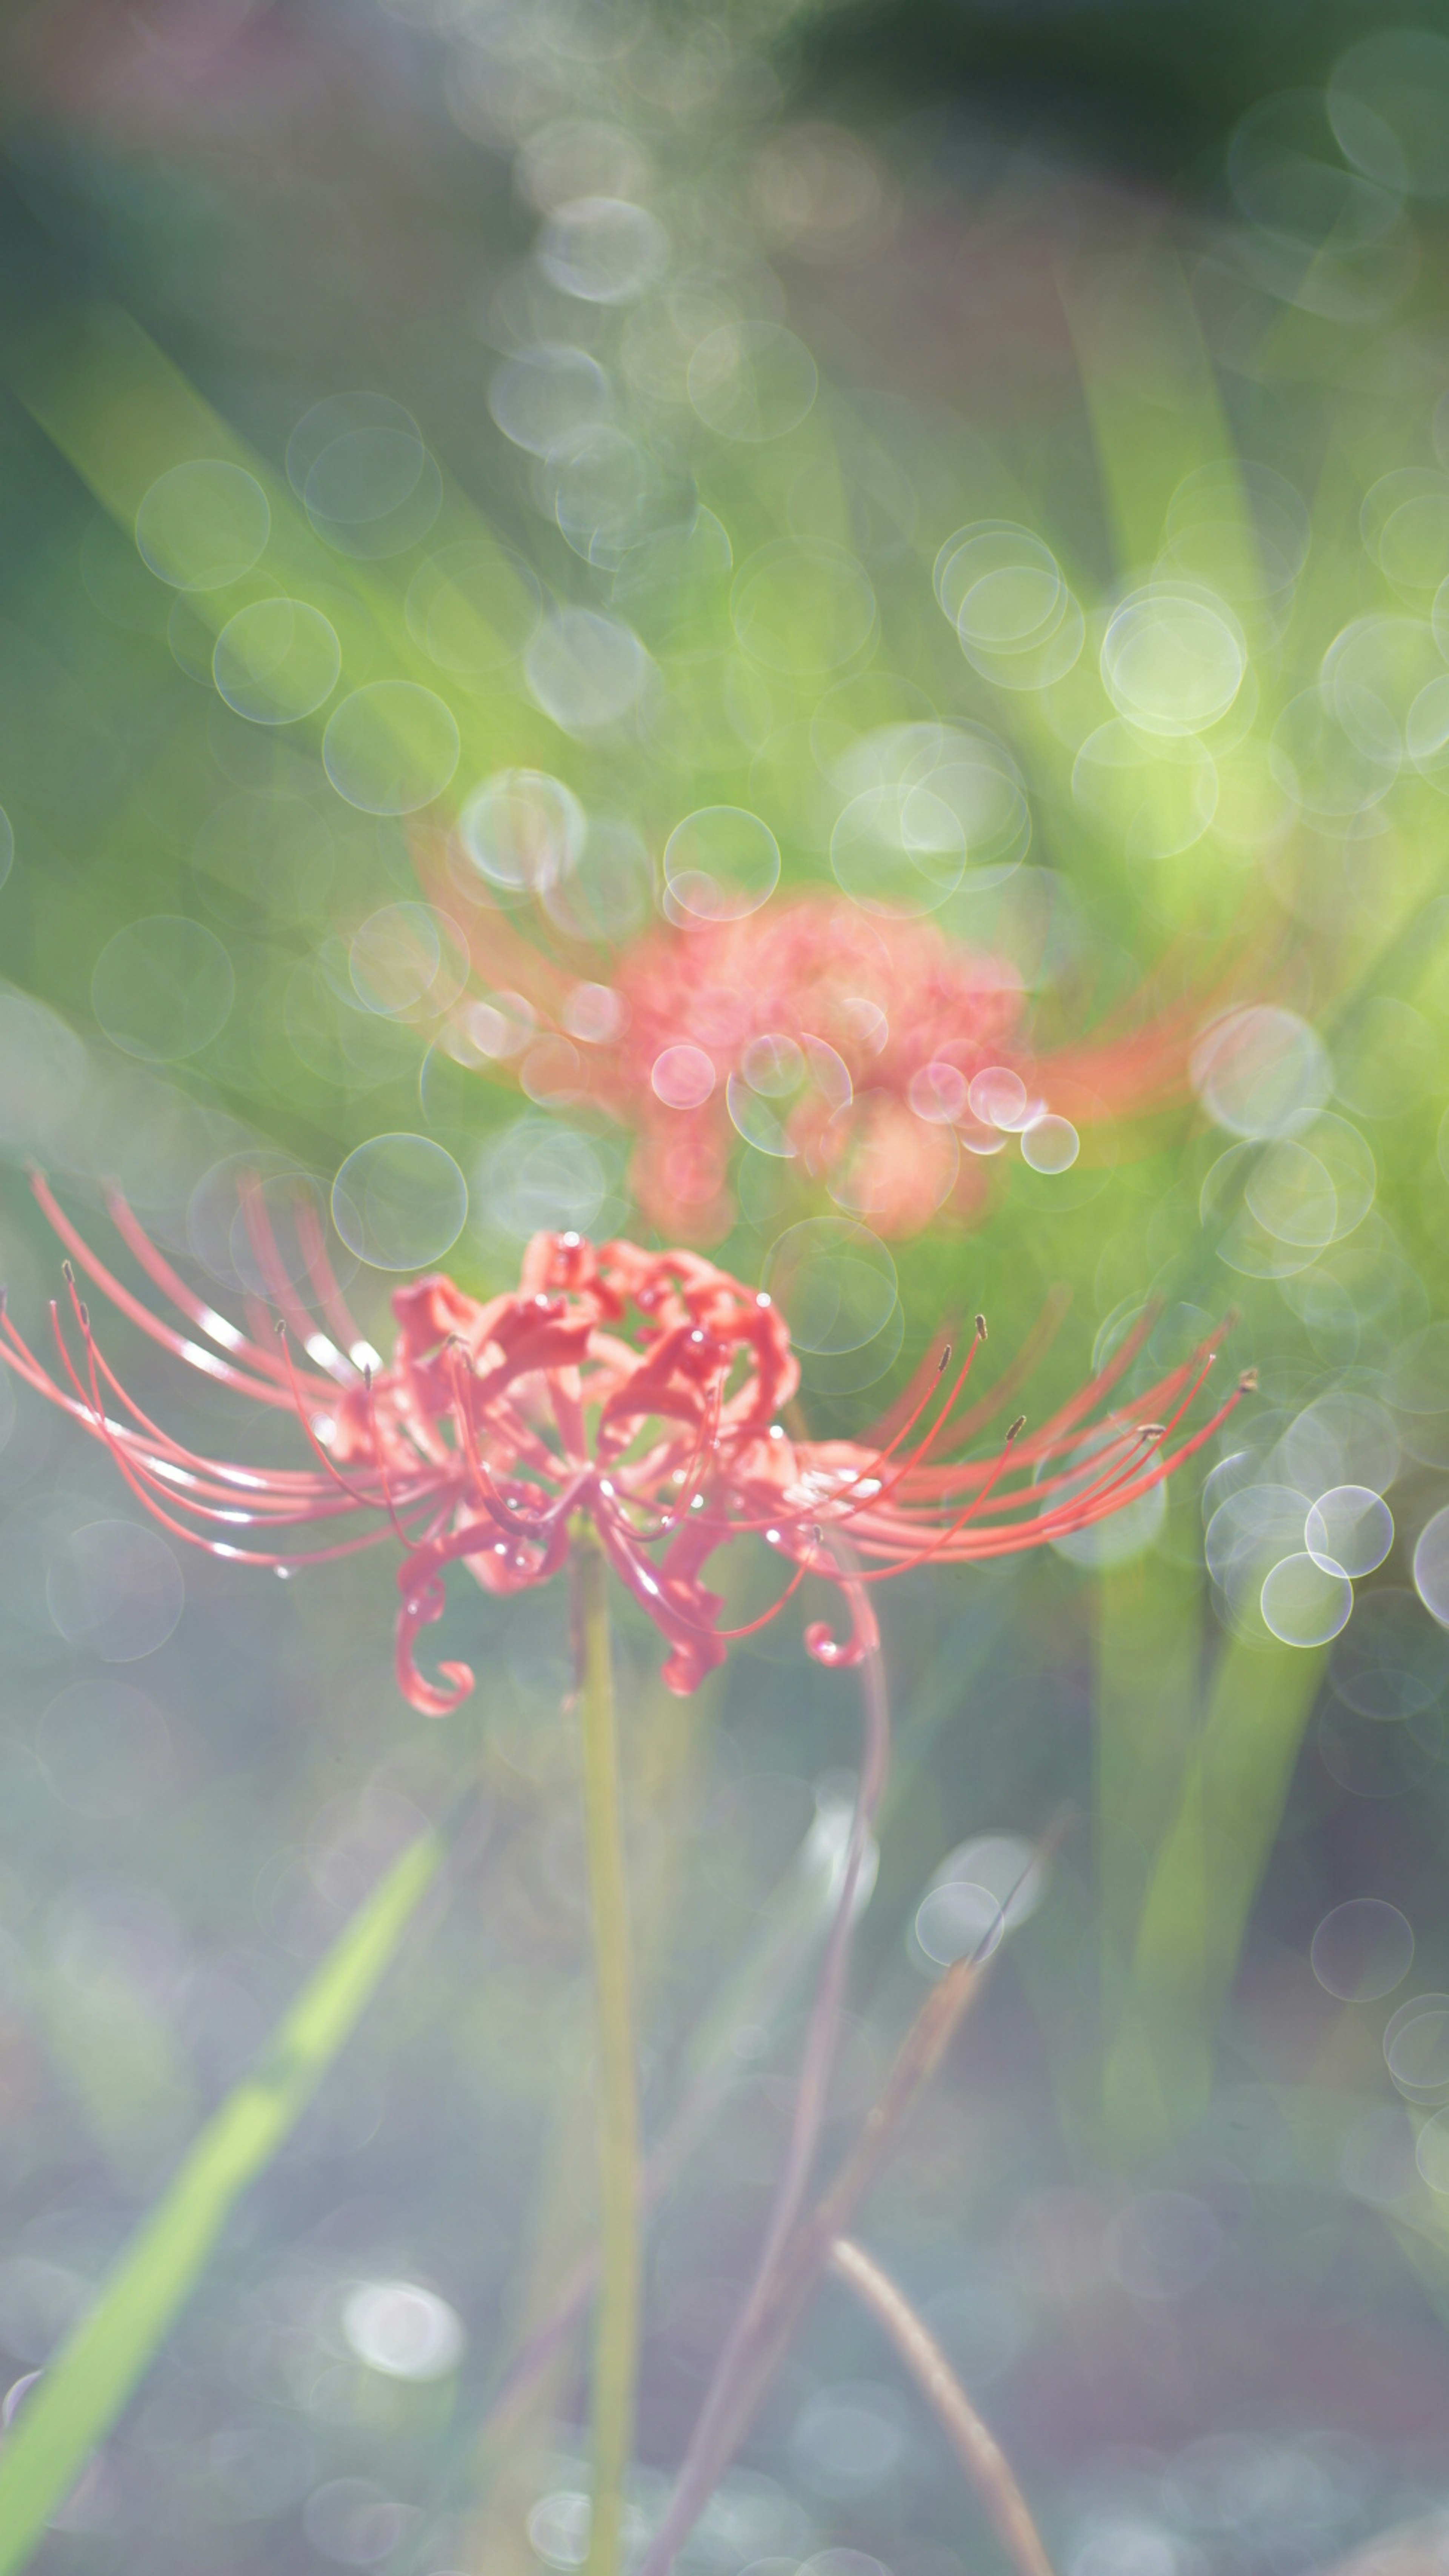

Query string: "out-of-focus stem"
[827, 2237, 1055, 2576]
[637, 1821, 1066, 2574]
[478, 1946, 794, 2440]
[637, 1947, 988, 2576]
[636, 1571, 889, 2576]
[575, 1529, 639, 2576]
[476, 1598, 1016, 2461]
[672, 1944, 986, 2533]
[474, 1788, 865, 2450]
[759, 1582, 891, 2260]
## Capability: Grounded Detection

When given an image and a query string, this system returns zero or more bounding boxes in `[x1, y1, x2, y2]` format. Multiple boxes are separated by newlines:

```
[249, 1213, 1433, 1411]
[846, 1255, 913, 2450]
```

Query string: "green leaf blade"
[0, 1827, 442, 2576]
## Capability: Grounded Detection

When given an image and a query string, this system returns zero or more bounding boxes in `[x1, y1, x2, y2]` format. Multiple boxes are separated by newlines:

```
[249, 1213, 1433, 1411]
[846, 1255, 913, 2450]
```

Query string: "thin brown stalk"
[637, 1814, 1069, 2576]
[635, 1566, 890, 2575]
[827, 2236, 1055, 2576]
[636, 1942, 987, 2576]
[477, 1784, 870, 2446]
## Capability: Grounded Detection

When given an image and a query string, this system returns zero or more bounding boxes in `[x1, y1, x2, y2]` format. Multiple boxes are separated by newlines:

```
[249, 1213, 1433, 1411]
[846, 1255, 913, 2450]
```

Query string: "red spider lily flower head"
[611, 898, 1023, 1243]
[4, 1176, 1252, 1717]
[427, 879, 1218, 1246]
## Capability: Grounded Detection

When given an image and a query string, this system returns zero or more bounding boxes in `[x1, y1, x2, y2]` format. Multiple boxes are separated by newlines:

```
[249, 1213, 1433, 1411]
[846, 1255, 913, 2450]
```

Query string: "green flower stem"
[575, 1527, 640, 2576]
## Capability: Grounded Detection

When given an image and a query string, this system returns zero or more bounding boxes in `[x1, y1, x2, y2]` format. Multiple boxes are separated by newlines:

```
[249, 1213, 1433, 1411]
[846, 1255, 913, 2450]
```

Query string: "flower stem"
[636, 1573, 891, 2576]
[575, 1526, 640, 2576]
[827, 2237, 1055, 2576]
[634, 1804, 1069, 2576]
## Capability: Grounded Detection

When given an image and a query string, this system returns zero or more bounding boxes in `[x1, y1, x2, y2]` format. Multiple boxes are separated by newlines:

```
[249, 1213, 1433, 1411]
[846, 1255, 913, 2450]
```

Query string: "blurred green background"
[3, 3, 1449, 2573]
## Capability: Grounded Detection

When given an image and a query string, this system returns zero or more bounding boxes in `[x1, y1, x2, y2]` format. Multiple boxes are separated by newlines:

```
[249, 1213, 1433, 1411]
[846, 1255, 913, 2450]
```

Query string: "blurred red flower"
[433, 884, 1211, 1243]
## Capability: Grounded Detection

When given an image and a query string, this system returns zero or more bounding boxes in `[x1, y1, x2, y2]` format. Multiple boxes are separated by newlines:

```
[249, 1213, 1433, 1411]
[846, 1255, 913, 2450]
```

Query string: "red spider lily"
[428, 882, 1214, 1244]
[610, 898, 1021, 1243]
[3, 1177, 1251, 1714]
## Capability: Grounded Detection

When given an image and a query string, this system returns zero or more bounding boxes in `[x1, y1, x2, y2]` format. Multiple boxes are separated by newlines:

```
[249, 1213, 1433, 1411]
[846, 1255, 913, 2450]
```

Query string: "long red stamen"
[231, 1177, 353, 1387]
[922, 1284, 1074, 1457]
[855, 1317, 964, 1453]
[949, 1381, 1253, 1556]
[843, 1414, 1031, 1584]
[59, 1322, 395, 1515]
[294, 1190, 369, 1366]
[888, 1376, 1254, 1566]
[824, 1320, 990, 1533]
[663, 1552, 812, 1645]
[276, 1325, 392, 1512]
[51, 1284, 395, 1570]
[1005, 1354, 1218, 1533]
[30, 1175, 301, 1409]
[1, 1305, 314, 1511]
[101, 1178, 312, 1392]
[366, 1370, 423, 1550]
[443, 1340, 572, 1537]
[887, 1316, 1222, 1508]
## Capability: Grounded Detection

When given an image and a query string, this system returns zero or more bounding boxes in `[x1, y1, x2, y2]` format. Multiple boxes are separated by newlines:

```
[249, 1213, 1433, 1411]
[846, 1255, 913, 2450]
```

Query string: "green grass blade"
[0, 1826, 443, 2576]
[6, 301, 548, 788]
[1060, 249, 1238, 575]
[1094, 1553, 1203, 2139]
[1103, 1635, 1326, 2146]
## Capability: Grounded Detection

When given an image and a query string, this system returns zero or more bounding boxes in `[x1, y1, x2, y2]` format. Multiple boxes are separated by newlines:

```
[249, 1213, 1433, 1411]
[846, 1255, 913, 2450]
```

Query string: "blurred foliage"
[2, 2, 1449, 2574]
[801, 0, 1449, 192]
